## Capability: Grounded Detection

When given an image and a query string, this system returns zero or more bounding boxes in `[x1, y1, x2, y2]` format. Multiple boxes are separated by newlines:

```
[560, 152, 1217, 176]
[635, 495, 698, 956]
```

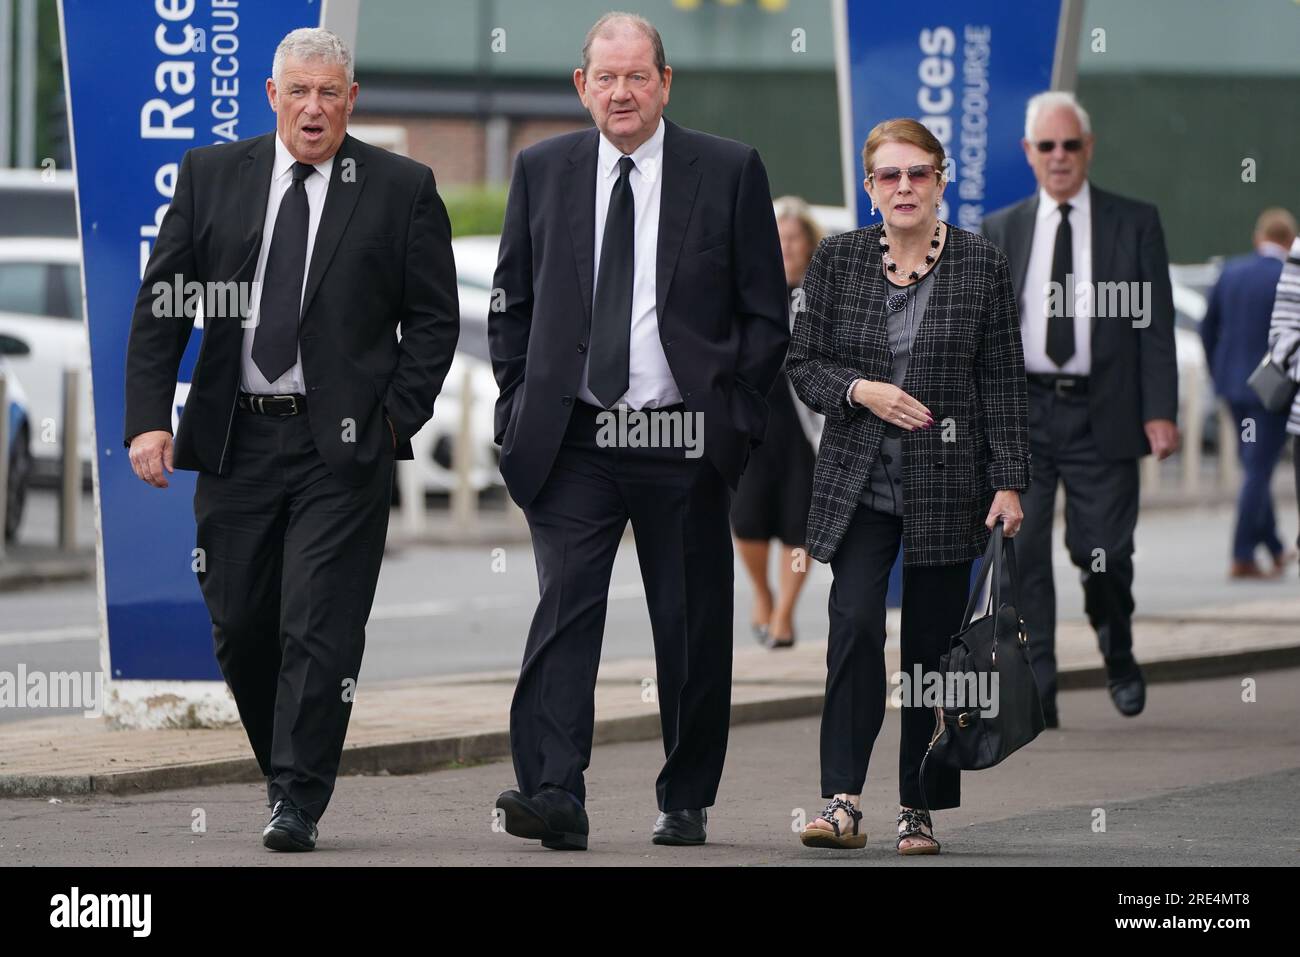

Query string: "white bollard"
[59, 367, 81, 550]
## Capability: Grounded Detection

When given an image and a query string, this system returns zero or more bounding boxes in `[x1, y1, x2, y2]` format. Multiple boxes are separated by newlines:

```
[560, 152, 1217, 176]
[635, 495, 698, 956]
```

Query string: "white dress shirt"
[1020, 180, 1092, 375]
[578, 116, 682, 409]
[240, 132, 334, 394]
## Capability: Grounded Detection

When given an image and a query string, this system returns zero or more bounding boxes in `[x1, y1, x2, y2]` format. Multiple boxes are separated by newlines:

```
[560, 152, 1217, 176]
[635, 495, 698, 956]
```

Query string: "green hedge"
[443, 185, 509, 238]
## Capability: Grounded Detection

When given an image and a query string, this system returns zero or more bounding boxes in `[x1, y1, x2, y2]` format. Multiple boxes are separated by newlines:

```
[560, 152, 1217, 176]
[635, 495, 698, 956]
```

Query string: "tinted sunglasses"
[869, 164, 939, 186]
[1034, 139, 1084, 153]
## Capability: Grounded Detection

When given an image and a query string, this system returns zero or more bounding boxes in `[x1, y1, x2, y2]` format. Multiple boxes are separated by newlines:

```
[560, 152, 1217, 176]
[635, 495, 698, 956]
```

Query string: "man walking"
[490, 13, 787, 849]
[1201, 208, 1298, 578]
[124, 28, 459, 850]
[982, 91, 1178, 727]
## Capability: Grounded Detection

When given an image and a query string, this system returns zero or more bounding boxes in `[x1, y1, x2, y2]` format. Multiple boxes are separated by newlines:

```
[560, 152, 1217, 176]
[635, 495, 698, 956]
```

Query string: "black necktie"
[252, 161, 315, 383]
[588, 155, 635, 408]
[1046, 201, 1075, 367]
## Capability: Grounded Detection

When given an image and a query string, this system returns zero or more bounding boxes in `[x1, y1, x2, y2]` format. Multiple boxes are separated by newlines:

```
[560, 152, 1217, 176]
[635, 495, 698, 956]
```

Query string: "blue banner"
[843, 0, 1062, 229]
[61, 0, 320, 680]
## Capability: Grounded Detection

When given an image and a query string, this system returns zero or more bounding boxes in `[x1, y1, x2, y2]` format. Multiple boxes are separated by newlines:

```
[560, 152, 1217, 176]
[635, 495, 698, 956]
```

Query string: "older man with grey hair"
[982, 91, 1178, 728]
[124, 27, 460, 850]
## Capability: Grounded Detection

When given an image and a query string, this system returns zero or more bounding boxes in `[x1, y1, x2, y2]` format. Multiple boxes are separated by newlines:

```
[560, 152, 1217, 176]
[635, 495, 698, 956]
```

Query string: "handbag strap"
[960, 519, 1021, 628]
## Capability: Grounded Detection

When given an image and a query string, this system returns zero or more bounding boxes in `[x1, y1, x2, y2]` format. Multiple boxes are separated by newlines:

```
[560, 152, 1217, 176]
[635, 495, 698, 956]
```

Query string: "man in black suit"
[124, 28, 459, 850]
[490, 13, 787, 850]
[982, 91, 1178, 727]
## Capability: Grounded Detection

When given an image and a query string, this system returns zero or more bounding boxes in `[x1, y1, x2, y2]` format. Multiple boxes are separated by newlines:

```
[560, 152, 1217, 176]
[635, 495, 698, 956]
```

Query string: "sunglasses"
[1033, 139, 1084, 153]
[869, 164, 939, 186]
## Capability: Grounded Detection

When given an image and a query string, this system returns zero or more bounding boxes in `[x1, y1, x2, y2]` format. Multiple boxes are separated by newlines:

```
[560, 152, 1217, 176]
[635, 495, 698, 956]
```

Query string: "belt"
[238, 392, 306, 415]
[1026, 373, 1089, 396]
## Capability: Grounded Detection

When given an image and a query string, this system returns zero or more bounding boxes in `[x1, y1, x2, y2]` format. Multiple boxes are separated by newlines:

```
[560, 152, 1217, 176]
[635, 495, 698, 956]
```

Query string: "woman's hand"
[853, 380, 933, 431]
[985, 489, 1023, 536]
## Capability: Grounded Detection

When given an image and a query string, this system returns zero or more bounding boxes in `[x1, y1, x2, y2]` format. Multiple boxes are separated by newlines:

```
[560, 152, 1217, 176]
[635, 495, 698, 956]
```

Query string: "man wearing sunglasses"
[982, 91, 1179, 729]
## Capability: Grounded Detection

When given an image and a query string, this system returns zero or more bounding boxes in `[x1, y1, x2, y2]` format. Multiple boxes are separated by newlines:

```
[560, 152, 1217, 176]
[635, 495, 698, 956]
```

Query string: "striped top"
[1266, 236, 1300, 435]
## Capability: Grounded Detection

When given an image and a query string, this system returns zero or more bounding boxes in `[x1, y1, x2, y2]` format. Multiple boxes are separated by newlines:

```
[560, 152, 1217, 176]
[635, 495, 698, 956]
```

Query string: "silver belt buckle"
[282, 394, 299, 415]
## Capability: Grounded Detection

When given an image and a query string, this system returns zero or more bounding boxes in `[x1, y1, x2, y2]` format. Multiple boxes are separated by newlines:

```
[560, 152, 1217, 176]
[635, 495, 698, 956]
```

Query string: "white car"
[406, 235, 503, 494]
[0, 237, 93, 482]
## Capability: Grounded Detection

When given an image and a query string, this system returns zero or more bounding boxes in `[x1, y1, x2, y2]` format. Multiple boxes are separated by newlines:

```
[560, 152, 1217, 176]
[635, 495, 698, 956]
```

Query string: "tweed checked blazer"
[787, 223, 1031, 566]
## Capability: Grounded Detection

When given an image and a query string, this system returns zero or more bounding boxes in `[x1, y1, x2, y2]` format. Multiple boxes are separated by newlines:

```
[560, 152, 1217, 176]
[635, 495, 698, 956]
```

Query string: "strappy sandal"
[896, 807, 940, 855]
[800, 797, 867, 849]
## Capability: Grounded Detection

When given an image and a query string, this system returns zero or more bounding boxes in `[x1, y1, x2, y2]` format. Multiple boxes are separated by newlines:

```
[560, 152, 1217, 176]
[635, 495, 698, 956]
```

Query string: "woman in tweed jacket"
[1266, 235, 1300, 556]
[788, 119, 1030, 854]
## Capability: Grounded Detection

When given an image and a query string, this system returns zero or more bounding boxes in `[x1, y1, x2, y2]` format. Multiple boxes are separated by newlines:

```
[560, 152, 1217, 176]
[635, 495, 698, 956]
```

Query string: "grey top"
[859, 265, 939, 514]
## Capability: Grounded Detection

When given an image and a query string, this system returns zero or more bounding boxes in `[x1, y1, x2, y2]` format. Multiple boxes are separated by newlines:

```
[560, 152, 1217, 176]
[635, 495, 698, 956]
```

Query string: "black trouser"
[1018, 379, 1140, 707]
[510, 401, 733, 811]
[194, 405, 393, 821]
[821, 504, 973, 810]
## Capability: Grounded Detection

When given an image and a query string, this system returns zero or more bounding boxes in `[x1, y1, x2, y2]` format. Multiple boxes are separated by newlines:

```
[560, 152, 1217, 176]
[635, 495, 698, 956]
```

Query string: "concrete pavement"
[2, 667, 1296, 866]
[1, 590, 1297, 798]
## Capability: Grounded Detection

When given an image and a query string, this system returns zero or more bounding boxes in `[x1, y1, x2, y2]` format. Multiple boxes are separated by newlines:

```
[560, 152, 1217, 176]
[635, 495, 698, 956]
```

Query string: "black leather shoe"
[1108, 667, 1146, 717]
[262, 800, 318, 852]
[495, 786, 588, 851]
[652, 808, 707, 846]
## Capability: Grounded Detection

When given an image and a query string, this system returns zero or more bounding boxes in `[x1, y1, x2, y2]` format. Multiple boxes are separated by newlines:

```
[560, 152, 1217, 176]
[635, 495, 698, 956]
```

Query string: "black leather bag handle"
[960, 519, 1021, 629]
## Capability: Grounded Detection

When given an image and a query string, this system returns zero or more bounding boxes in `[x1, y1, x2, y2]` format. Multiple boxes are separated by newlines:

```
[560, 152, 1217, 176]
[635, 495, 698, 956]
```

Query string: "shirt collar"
[598, 116, 665, 185]
[1258, 241, 1290, 261]
[1037, 179, 1090, 220]
[273, 131, 335, 184]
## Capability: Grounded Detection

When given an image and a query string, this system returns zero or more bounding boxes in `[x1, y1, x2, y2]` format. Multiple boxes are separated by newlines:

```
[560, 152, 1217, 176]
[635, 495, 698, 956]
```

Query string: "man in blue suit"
[1201, 208, 1298, 578]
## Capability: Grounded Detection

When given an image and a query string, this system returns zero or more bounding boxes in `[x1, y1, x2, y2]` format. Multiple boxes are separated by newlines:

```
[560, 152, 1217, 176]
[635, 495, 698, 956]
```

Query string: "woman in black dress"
[731, 197, 823, 649]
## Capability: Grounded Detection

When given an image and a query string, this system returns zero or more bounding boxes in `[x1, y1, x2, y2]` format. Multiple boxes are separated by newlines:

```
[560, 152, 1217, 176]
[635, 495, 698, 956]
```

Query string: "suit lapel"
[655, 119, 701, 320]
[237, 133, 276, 256]
[858, 225, 891, 372]
[562, 130, 599, 327]
[300, 133, 366, 319]
[1008, 195, 1037, 298]
[1089, 184, 1117, 347]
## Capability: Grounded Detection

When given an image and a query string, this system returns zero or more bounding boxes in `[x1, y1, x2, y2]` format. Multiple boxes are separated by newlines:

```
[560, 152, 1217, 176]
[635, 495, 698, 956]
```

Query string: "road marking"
[0, 624, 99, 646]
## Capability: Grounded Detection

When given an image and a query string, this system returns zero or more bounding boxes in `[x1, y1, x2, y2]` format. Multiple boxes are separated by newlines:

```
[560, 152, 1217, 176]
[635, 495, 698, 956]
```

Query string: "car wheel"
[5, 428, 31, 542]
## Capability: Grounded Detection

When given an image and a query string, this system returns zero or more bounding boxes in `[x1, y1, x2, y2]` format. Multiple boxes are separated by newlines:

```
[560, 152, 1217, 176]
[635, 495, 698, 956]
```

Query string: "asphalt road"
[2, 667, 1296, 866]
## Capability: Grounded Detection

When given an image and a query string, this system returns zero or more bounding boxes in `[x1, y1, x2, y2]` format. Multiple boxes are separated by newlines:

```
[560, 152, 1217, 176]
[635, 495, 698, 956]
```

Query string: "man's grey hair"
[1024, 90, 1091, 140]
[581, 12, 666, 77]
[273, 27, 354, 86]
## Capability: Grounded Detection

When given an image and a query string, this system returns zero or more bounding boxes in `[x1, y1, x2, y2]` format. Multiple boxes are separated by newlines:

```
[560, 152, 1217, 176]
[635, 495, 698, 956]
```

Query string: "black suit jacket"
[123, 132, 460, 486]
[489, 118, 788, 507]
[981, 184, 1177, 460]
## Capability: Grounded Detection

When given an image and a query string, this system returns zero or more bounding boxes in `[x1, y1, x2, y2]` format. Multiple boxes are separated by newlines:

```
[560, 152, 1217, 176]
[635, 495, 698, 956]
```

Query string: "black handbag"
[1247, 347, 1300, 414]
[918, 521, 1044, 812]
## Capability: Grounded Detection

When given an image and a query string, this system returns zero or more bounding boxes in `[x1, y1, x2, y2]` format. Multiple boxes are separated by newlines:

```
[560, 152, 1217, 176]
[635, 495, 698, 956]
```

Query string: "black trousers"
[1018, 379, 1140, 706]
[193, 405, 393, 821]
[821, 504, 973, 810]
[510, 401, 734, 810]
